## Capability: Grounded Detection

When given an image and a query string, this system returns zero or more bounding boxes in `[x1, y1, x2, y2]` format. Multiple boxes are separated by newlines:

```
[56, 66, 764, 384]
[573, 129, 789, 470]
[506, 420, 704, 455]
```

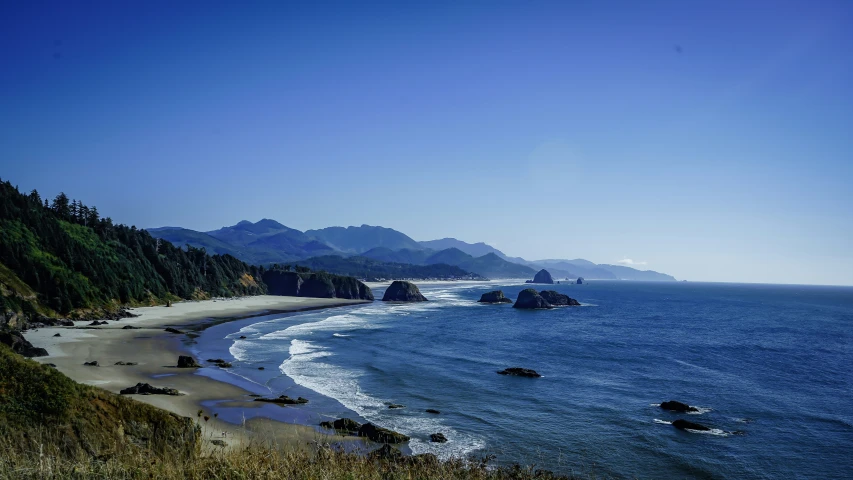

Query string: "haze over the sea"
[1, 1, 851, 285]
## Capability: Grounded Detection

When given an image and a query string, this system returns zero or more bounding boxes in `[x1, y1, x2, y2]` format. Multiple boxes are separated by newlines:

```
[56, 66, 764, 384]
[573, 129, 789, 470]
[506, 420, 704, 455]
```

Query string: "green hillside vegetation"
[0, 179, 266, 323]
[298, 255, 484, 280]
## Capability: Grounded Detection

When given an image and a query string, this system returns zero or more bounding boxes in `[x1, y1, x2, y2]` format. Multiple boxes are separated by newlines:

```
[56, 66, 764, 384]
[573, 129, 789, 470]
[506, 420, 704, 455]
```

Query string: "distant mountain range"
[148, 219, 676, 281]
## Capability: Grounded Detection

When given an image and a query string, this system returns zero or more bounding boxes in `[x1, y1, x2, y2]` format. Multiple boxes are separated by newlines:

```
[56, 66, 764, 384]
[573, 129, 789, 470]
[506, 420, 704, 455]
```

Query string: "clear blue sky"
[1, 1, 851, 285]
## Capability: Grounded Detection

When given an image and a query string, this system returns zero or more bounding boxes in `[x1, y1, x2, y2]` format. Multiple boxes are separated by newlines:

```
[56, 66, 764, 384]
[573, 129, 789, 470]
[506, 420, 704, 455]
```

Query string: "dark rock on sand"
[497, 367, 541, 378]
[254, 395, 309, 405]
[425, 409, 441, 414]
[164, 327, 184, 334]
[382, 281, 428, 302]
[319, 418, 362, 432]
[114, 361, 138, 366]
[660, 400, 699, 413]
[369, 444, 403, 461]
[88, 320, 108, 326]
[672, 419, 710, 431]
[120, 382, 181, 396]
[358, 423, 410, 443]
[532, 269, 554, 284]
[478, 290, 512, 304]
[53, 333, 61, 337]
[538, 290, 581, 306]
[122, 325, 139, 330]
[512, 289, 552, 309]
[430, 433, 448, 443]
[177, 356, 199, 368]
[83, 361, 99, 366]
[0, 331, 49, 357]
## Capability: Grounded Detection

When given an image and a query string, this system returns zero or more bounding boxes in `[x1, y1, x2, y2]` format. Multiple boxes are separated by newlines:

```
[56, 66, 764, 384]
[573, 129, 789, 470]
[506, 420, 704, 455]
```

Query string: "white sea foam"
[332, 333, 351, 337]
[281, 338, 486, 459]
[653, 419, 672, 425]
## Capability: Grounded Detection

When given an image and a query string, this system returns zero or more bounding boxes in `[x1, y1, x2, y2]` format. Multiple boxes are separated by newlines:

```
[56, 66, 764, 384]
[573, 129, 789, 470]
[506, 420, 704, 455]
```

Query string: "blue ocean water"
[192, 281, 853, 479]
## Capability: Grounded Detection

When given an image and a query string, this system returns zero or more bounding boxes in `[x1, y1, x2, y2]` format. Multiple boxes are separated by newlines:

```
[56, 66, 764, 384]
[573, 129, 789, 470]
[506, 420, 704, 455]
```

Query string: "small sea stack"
[512, 289, 553, 309]
[672, 419, 710, 431]
[478, 290, 512, 304]
[382, 281, 428, 302]
[497, 367, 542, 378]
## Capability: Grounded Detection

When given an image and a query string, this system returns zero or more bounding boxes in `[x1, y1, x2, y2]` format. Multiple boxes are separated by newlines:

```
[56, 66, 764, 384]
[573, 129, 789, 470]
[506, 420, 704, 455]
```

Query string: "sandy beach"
[26, 295, 370, 452]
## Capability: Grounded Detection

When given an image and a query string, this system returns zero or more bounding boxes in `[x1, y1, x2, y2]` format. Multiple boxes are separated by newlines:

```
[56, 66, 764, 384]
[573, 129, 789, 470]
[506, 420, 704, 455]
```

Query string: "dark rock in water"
[320, 418, 362, 432]
[369, 444, 403, 461]
[0, 331, 49, 357]
[478, 290, 512, 304]
[83, 361, 99, 366]
[532, 269, 554, 284]
[512, 289, 552, 309]
[497, 367, 541, 378]
[239, 335, 247, 339]
[206, 358, 232, 368]
[577, 277, 584, 285]
[164, 327, 184, 334]
[254, 395, 309, 405]
[382, 281, 428, 302]
[672, 419, 710, 431]
[114, 361, 138, 366]
[660, 400, 699, 413]
[538, 290, 581, 306]
[388, 404, 405, 409]
[258, 367, 265, 370]
[120, 382, 181, 396]
[122, 325, 139, 330]
[425, 409, 441, 414]
[177, 355, 199, 368]
[429, 433, 448, 443]
[53, 333, 61, 337]
[358, 423, 410, 443]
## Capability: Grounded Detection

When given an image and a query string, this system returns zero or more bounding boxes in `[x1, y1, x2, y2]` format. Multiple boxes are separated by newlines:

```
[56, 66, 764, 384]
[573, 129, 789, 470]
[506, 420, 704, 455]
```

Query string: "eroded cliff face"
[261, 270, 373, 300]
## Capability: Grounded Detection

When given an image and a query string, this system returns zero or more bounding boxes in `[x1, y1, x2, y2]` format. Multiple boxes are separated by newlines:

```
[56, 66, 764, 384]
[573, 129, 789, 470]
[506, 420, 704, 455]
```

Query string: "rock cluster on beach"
[254, 395, 309, 405]
[512, 288, 580, 309]
[497, 367, 542, 377]
[120, 382, 182, 396]
[381, 281, 428, 302]
[477, 290, 512, 304]
[319, 418, 410, 443]
[207, 358, 232, 368]
[177, 356, 199, 368]
[0, 331, 48, 357]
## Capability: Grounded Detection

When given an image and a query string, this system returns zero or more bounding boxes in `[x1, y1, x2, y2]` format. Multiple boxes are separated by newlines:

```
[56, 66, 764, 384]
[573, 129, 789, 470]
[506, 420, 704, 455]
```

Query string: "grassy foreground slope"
[0, 343, 581, 479]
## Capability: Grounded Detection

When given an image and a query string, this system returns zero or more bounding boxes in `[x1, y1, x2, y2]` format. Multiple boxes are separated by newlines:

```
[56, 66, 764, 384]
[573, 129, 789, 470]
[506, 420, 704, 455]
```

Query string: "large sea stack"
[382, 281, 428, 302]
[512, 288, 552, 309]
[532, 269, 554, 284]
[538, 290, 581, 306]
